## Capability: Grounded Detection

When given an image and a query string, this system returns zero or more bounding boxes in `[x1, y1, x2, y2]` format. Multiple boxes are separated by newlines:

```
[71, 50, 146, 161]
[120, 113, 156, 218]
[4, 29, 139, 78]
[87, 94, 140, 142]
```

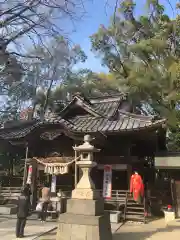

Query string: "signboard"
[103, 165, 112, 199]
[155, 156, 180, 169]
[26, 165, 32, 184]
[51, 175, 57, 193]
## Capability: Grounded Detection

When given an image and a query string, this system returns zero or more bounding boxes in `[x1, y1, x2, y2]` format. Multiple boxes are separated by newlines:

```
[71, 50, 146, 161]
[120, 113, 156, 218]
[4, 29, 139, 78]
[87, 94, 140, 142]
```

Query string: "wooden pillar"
[31, 159, 37, 209]
[22, 144, 29, 187]
[127, 164, 132, 190]
[127, 146, 132, 190]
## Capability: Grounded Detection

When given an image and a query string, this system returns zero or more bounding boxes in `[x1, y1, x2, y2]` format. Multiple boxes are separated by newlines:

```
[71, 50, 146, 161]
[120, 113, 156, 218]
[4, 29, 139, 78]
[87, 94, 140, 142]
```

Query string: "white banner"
[51, 175, 57, 193]
[103, 165, 112, 199]
[26, 165, 32, 184]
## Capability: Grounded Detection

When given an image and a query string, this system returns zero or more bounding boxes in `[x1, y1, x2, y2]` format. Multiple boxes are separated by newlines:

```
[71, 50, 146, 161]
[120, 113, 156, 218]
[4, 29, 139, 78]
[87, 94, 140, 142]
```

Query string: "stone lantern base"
[56, 198, 112, 240]
[56, 135, 112, 240]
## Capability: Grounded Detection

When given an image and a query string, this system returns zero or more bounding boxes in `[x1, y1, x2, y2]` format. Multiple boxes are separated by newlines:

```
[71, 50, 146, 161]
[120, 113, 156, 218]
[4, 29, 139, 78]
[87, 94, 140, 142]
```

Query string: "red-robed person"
[130, 171, 144, 204]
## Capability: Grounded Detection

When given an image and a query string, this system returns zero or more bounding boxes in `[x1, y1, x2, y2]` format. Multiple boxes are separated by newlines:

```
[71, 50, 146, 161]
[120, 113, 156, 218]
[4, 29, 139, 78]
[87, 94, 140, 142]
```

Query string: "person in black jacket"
[24, 184, 32, 209]
[16, 188, 29, 238]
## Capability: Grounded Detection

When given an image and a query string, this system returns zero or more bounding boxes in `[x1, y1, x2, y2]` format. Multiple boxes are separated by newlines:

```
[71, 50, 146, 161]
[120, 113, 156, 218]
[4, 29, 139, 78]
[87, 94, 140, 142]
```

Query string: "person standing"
[16, 189, 29, 238]
[24, 184, 32, 210]
[40, 182, 50, 222]
[130, 171, 144, 204]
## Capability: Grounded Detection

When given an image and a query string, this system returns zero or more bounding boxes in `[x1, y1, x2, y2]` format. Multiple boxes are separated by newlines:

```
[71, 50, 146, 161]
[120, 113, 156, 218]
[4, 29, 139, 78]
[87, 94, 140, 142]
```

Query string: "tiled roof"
[60, 95, 124, 119]
[60, 95, 102, 118]
[0, 114, 165, 140]
[0, 117, 75, 140]
[92, 101, 120, 118]
[45, 114, 165, 133]
[0, 94, 166, 140]
[0, 122, 41, 140]
[89, 95, 124, 118]
[70, 116, 165, 133]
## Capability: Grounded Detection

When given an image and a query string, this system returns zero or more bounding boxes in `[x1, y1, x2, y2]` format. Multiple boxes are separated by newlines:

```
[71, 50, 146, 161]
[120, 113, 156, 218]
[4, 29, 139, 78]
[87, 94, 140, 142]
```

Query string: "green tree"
[51, 69, 121, 104]
[91, 0, 180, 125]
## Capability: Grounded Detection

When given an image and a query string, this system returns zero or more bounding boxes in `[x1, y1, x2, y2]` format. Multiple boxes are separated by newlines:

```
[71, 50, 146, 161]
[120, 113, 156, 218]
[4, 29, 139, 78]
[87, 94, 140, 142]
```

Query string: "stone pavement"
[0, 214, 122, 240]
[113, 218, 180, 240]
[39, 218, 180, 240]
[0, 215, 56, 240]
[2, 215, 180, 240]
[39, 223, 122, 240]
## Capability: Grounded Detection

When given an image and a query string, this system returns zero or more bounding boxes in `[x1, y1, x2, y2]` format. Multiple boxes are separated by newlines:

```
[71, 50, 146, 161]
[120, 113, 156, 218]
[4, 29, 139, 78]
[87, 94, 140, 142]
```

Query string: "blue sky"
[72, 0, 178, 73]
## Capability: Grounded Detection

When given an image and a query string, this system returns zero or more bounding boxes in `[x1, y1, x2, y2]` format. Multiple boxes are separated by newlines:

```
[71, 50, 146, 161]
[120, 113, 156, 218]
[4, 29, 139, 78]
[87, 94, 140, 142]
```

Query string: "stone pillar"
[56, 135, 112, 240]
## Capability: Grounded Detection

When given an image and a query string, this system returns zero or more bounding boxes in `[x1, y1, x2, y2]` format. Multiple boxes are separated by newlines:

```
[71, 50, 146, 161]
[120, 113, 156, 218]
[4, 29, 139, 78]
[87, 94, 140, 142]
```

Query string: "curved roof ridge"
[89, 93, 126, 100]
[60, 95, 103, 118]
[118, 110, 155, 122]
[90, 96, 125, 104]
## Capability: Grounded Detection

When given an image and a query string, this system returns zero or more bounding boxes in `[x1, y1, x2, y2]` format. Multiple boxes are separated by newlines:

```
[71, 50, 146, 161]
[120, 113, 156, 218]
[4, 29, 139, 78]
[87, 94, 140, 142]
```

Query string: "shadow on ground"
[113, 225, 180, 240]
[24, 233, 38, 238]
[39, 231, 56, 240]
[113, 232, 153, 240]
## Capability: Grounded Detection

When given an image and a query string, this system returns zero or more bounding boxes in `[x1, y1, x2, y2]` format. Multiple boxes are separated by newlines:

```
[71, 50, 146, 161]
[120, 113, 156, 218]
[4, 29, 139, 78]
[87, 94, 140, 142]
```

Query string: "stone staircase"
[0, 187, 21, 204]
[104, 190, 127, 211]
[0, 187, 21, 214]
[124, 195, 146, 223]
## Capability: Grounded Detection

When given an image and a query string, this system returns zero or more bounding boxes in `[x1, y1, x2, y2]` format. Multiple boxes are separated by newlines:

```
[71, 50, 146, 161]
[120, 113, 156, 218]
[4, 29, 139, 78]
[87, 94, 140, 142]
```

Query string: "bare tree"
[0, 0, 88, 119]
[0, 0, 88, 83]
[0, 0, 88, 51]
[5, 36, 87, 119]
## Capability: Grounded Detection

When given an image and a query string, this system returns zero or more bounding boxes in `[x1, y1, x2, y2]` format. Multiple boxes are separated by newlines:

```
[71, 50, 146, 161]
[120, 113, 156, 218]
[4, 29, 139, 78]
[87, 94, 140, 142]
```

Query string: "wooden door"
[112, 170, 128, 190]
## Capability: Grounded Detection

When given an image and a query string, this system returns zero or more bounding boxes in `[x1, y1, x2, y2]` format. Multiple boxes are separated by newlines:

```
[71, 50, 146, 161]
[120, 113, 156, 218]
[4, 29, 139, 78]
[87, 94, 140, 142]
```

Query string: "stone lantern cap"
[73, 134, 100, 152]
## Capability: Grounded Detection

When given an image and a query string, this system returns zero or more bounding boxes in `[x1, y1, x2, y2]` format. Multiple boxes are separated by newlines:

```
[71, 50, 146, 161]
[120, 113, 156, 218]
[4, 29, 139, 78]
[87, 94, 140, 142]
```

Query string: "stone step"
[125, 214, 145, 222]
[126, 209, 144, 214]
[112, 194, 127, 197]
[0, 204, 17, 215]
[1, 196, 19, 200]
[127, 202, 144, 206]
[106, 199, 126, 203]
[0, 190, 21, 193]
[0, 193, 20, 196]
[126, 206, 144, 210]
[126, 211, 144, 216]
[1, 187, 21, 189]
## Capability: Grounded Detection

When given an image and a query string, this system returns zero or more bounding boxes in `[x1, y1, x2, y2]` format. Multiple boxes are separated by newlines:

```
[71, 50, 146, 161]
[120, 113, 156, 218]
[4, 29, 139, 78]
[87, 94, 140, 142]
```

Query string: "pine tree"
[91, 0, 180, 125]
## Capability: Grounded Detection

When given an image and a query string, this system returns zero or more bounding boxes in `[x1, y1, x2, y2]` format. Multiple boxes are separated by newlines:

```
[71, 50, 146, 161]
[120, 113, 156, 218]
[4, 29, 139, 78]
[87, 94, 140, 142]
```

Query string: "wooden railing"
[124, 191, 128, 221]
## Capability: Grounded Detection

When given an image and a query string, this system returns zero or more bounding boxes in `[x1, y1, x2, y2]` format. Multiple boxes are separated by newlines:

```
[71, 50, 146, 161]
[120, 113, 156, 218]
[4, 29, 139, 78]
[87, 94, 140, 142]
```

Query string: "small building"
[155, 152, 180, 217]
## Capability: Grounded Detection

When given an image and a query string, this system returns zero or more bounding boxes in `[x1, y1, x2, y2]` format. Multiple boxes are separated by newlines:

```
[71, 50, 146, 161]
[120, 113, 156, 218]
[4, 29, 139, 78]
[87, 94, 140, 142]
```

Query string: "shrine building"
[0, 93, 170, 218]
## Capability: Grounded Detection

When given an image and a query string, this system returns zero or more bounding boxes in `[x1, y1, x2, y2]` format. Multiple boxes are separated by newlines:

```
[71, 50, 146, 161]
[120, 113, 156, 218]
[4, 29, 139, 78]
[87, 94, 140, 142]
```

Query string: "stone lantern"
[72, 134, 100, 199]
[56, 135, 112, 240]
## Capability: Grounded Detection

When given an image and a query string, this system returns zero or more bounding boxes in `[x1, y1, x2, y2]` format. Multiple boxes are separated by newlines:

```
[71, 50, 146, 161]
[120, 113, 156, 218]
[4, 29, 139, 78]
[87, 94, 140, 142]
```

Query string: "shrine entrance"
[95, 164, 129, 191]
[38, 167, 74, 192]
[32, 156, 79, 195]
[111, 170, 128, 190]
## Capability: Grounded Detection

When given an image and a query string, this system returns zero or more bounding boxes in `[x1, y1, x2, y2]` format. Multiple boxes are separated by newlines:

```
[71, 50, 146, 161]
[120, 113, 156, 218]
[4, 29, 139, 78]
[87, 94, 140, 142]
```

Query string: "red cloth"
[130, 174, 144, 201]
